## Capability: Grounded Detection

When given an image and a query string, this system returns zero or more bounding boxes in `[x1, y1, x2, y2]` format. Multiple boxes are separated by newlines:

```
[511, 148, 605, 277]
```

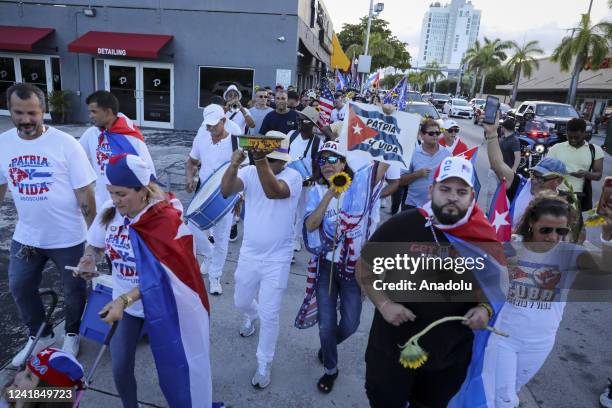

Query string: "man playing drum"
[221, 132, 302, 389]
[186, 104, 239, 295]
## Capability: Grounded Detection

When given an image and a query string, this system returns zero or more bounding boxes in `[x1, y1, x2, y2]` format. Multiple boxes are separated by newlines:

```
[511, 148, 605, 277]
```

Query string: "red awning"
[68, 31, 173, 59]
[0, 26, 55, 52]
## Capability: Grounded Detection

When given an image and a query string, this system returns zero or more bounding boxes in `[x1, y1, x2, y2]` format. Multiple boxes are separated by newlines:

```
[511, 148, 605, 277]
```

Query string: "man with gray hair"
[0, 83, 97, 364]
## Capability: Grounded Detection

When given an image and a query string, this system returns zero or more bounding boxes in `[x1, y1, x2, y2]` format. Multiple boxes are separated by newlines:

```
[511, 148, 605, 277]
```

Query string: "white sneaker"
[209, 277, 222, 295]
[251, 362, 271, 389]
[239, 317, 257, 337]
[293, 239, 302, 252]
[12, 332, 56, 367]
[62, 333, 80, 357]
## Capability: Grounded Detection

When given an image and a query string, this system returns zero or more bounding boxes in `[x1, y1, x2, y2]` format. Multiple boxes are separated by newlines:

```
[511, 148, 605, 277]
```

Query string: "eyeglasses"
[447, 128, 460, 134]
[317, 156, 341, 166]
[538, 227, 570, 236]
[257, 95, 268, 99]
[424, 131, 442, 136]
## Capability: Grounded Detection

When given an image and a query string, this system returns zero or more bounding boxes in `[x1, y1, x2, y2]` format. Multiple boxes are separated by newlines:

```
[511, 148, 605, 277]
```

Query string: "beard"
[431, 201, 469, 225]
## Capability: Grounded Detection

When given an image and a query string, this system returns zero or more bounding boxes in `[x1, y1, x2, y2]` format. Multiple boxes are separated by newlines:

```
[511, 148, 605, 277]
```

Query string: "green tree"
[551, 13, 612, 105]
[346, 32, 396, 67]
[337, 16, 411, 70]
[478, 37, 512, 94]
[483, 65, 513, 94]
[407, 72, 427, 92]
[506, 40, 544, 106]
[462, 40, 484, 97]
[424, 61, 444, 92]
[380, 73, 404, 90]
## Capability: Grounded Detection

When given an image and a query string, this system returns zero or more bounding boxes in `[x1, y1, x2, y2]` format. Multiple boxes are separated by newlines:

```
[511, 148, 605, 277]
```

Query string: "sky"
[324, 0, 612, 64]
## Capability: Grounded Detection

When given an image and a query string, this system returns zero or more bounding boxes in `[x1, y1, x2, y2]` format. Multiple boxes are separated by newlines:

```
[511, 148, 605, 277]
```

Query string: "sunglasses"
[424, 131, 442, 136]
[257, 95, 268, 99]
[447, 128, 460, 134]
[317, 156, 341, 166]
[537, 227, 570, 236]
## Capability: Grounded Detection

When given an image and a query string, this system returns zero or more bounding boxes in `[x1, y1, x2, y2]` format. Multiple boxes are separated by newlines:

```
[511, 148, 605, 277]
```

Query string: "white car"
[443, 98, 473, 119]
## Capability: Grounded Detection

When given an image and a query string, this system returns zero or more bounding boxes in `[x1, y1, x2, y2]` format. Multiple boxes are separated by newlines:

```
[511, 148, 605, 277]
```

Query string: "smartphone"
[596, 176, 612, 216]
[483, 96, 500, 124]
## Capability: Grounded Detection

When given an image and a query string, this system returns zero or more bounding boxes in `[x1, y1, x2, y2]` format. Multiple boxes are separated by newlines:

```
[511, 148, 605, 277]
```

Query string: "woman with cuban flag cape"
[75, 154, 211, 408]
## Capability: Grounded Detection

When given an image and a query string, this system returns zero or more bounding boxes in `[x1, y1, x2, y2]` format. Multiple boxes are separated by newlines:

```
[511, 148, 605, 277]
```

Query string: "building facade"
[417, 0, 480, 70]
[0, 0, 335, 130]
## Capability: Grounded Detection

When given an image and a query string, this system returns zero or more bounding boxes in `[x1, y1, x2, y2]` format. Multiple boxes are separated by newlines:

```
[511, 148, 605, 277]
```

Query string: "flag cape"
[339, 102, 419, 170]
[318, 77, 334, 127]
[488, 178, 512, 242]
[129, 199, 212, 408]
[97, 113, 145, 170]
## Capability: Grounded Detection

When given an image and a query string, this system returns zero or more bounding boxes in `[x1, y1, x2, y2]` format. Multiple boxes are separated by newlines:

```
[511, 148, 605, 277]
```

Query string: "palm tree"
[346, 32, 395, 67]
[507, 40, 544, 106]
[424, 61, 444, 92]
[551, 13, 612, 106]
[477, 37, 512, 95]
[462, 40, 485, 97]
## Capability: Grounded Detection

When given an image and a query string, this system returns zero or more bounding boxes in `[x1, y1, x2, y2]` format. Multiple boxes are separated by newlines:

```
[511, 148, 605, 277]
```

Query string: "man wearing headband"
[221, 132, 302, 389]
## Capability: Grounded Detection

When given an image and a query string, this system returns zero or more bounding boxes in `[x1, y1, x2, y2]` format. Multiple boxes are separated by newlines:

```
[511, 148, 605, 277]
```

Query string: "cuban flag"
[128, 199, 212, 408]
[98, 113, 144, 161]
[488, 178, 512, 242]
[457, 146, 481, 201]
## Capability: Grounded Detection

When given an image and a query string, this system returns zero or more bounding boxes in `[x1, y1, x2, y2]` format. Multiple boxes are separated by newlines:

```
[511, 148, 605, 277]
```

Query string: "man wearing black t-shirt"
[259, 89, 299, 135]
[357, 156, 496, 408]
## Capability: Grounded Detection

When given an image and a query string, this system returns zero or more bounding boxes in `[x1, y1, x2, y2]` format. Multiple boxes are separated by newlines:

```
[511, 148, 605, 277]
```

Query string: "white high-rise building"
[417, 0, 481, 70]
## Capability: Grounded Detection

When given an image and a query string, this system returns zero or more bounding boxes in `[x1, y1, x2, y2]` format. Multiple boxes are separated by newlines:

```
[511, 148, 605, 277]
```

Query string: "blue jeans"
[315, 259, 362, 372]
[8, 240, 86, 336]
[110, 312, 145, 408]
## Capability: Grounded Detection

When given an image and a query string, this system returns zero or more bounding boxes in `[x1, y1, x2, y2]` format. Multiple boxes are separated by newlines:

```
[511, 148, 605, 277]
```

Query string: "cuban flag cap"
[434, 156, 474, 188]
[106, 153, 155, 188]
[27, 347, 84, 388]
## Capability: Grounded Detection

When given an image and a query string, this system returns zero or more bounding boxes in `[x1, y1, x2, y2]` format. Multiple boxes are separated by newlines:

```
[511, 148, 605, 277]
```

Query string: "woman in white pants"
[485, 193, 612, 407]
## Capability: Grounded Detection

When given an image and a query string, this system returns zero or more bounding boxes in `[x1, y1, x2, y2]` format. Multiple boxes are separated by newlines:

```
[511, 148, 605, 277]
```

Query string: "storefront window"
[0, 57, 16, 111]
[198, 66, 254, 108]
[51, 57, 61, 91]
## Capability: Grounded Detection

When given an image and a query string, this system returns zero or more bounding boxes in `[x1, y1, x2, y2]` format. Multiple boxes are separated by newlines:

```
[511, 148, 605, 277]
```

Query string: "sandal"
[317, 348, 323, 365]
[317, 370, 339, 394]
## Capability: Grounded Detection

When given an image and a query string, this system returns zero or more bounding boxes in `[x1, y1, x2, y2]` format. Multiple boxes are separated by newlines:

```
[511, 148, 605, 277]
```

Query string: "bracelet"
[378, 300, 390, 313]
[118, 294, 132, 309]
[478, 302, 494, 319]
[254, 157, 267, 163]
[485, 136, 497, 143]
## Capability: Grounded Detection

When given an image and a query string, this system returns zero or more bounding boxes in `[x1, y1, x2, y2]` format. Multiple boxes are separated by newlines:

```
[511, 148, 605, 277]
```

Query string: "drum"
[185, 161, 239, 230]
[288, 158, 312, 181]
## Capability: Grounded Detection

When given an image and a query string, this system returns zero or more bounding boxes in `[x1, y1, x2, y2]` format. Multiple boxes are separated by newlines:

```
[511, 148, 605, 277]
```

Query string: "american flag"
[318, 77, 334, 127]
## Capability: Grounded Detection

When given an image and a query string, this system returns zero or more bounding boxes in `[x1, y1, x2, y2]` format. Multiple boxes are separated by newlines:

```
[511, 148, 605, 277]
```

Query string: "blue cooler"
[80, 275, 113, 344]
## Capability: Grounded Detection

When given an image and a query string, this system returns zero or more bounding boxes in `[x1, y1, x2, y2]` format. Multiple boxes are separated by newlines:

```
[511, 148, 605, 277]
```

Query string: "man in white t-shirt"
[223, 84, 255, 134]
[289, 107, 322, 252]
[330, 93, 346, 123]
[186, 104, 238, 295]
[79, 90, 156, 209]
[249, 89, 273, 135]
[221, 131, 302, 389]
[0, 84, 97, 365]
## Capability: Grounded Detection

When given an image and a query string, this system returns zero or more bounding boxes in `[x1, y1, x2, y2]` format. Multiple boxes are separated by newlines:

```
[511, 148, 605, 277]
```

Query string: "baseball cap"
[27, 347, 84, 388]
[434, 156, 474, 187]
[318, 139, 346, 158]
[442, 119, 460, 130]
[106, 153, 155, 188]
[530, 157, 567, 177]
[202, 104, 225, 126]
[275, 84, 284, 90]
[265, 131, 292, 162]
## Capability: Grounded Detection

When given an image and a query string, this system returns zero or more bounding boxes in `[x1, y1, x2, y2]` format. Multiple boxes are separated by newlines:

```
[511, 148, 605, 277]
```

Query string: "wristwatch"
[118, 294, 133, 309]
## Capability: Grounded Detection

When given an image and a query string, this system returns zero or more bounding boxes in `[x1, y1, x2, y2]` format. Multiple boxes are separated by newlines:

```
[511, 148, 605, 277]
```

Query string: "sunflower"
[329, 171, 352, 194]
[399, 338, 429, 369]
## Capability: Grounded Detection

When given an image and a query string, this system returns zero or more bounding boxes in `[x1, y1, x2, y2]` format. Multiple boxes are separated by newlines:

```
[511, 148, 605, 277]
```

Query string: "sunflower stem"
[329, 197, 341, 296]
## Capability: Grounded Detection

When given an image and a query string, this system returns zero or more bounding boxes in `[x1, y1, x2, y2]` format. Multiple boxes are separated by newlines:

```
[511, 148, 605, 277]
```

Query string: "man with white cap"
[358, 156, 496, 408]
[438, 119, 468, 156]
[185, 103, 239, 295]
[223, 84, 255, 133]
[221, 131, 302, 389]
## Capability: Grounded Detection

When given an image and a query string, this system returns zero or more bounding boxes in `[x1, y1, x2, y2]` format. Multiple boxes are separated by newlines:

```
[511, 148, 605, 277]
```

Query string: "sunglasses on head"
[317, 156, 341, 166]
[538, 227, 570, 236]
[424, 131, 442, 136]
[447, 128, 460, 134]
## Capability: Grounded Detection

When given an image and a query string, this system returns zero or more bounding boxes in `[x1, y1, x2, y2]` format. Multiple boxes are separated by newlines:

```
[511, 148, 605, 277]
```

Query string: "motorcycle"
[516, 119, 559, 177]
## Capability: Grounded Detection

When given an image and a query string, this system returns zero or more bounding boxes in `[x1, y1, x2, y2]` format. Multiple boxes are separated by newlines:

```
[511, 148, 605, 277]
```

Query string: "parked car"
[443, 98, 473, 119]
[403, 101, 441, 119]
[430, 93, 451, 110]
[406, 91, 423, 102]
[469, 98, 486, 109]
[473, 102, 511, 124]
[513, 100, 593, 140]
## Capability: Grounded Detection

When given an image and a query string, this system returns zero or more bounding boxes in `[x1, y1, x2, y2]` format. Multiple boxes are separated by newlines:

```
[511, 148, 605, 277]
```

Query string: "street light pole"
[361, 0, 374, 92]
